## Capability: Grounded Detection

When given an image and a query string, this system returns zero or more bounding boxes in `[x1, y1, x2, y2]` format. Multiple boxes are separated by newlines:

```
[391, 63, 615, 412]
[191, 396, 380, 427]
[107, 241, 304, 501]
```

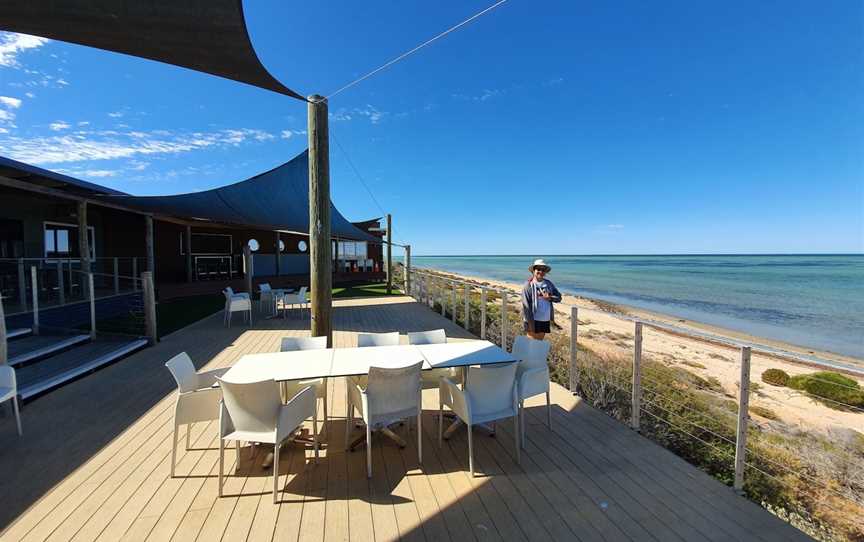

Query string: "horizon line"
[411, 252, 864, 257]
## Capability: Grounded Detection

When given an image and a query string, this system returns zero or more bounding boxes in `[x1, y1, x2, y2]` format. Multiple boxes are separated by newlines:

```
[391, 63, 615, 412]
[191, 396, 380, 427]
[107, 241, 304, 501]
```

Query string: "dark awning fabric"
[97, 150, 376, 242]
[0, 0, 304, 100]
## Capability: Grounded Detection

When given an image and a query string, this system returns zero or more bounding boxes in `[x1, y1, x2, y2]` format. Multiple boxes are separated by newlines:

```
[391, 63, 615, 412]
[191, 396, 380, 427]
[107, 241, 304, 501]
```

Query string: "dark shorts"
[526, 320, 551, 333]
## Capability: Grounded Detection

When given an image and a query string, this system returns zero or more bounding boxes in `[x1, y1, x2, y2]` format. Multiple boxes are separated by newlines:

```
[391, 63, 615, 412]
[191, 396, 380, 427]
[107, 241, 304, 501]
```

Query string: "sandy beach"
[422, 268, 864, 435]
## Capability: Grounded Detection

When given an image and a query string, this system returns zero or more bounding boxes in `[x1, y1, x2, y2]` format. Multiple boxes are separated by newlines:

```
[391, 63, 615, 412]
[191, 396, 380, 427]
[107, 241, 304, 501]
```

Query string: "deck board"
[0, 296, 813, 542]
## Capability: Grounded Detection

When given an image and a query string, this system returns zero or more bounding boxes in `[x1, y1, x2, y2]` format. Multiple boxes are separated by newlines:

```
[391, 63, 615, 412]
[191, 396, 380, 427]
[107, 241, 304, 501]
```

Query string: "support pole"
[451, 282, 457, 322]
[440, 279, 445, 316]
[404, 245, 411, 295]
[185, 226, 193, 283]
[386, 214, 393, 294]
[57, 261, 65, 306]
[734, 346, 752, 492]
[132, 258, 138, 291]
[480, 288, 487, 339]
[631, 322, 643, 431]
[30, 265, 39, 335]
[243, 245, 253, 296]
[113, 257, 120, 294]
[275, 232, 281, 277]
[0, 294, 7, 365]
[77, 201, 91, 288]
[88, 273, 96, 339]
[141, 271, 157, 345]
[464, 284, 470, 330]
[145, 215, 155, 279]
[569, 306, 578, 394]
[308, 94, 333, 345]
[17, 258, 26, 313]
[500, 291, 507, 348]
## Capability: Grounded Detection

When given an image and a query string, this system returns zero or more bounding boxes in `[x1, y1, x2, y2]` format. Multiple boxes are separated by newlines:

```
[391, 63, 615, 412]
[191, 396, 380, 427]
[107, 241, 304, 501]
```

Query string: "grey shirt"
[521, 278, 562, 330]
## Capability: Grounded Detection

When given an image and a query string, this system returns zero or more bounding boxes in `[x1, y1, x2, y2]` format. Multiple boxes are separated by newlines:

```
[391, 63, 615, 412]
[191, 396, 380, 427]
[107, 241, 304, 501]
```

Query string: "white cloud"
[0, 109, 14, 122]
[606, 224, 624, 230]
[107, 111, 124, 118]
[281, 129, 306, 139]
[0, 96, 22, 109]
[77, 121, 90, 126]
[0, 128, 8, 134]
[0, 32, 50, 68]
[331, 105, 387, 125]
[25, 92, 35, 99]
[81, 169, 116, 177]
[49, 121, 71, 131]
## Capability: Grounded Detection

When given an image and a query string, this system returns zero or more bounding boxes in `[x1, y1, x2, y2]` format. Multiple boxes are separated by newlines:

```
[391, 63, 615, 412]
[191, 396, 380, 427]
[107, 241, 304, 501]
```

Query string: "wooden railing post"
[88, 273, 97, 339]
[30, 265, 39, 335]
[17, 258, 26, 312]
[113, 257, 120, 294]
[57, 261, 65, 306]
[631, 322, 643, 430]
[385, 214, 393, 294]
[734, 346, 752, 492]
[480, 288, 487, 339]
[141, 271, 157, 345]
[500, 291, 507, 348]
[404, 245, 411, 294]
[464, 284, 470, 330]
[569, 306, 578, 394]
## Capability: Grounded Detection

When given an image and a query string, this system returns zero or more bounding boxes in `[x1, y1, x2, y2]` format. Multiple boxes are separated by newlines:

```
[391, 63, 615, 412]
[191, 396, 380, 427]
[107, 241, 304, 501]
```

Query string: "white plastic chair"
[258, 283, 275, 315]
[165, 352, 228, 477]
[0, 365, 22, 436]
[512, 336, 552, 448]
[281, 286, 308, 319]
[439, 362, 520, 476]
[217, 379, 318, 504]
[357, 332, 400, 347]
[346, 361, 423, 478]
[223, 287, 252, 327]
[408, 329, 461, 390]
[280, 336, 329, 428]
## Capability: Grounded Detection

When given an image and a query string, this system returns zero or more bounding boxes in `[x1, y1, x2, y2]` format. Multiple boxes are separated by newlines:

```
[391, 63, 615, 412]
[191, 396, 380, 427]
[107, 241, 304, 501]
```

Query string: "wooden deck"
[0, 296, 812, 542]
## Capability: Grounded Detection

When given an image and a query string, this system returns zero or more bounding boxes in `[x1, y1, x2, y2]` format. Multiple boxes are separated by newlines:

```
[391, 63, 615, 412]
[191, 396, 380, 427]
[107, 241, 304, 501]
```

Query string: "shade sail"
[98, 150, 376, 242]
[0, 0, 304, 100]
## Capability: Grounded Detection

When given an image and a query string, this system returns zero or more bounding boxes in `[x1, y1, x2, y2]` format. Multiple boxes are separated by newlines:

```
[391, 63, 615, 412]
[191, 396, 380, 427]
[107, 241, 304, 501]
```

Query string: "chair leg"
[322, 381, 329, 430]
[12, 396, 22, 436]
[468, 424, 475, 477]
[366, 423, 373, 478]
[273, 443, 281, 504]
[520, 403, 526, 449]
[546, 391, 552, 428]
[313, 408, 320, 462]
[514, 415, 521, 464]
[236, 440, 241, 459]
[218, 439, 225, 497]
[438, 402, 443, 447]
[417, 412, 423, 465]
[170, 423, 178, 477]
[186, 424, 191, 450]
[344, 394, 352, 451]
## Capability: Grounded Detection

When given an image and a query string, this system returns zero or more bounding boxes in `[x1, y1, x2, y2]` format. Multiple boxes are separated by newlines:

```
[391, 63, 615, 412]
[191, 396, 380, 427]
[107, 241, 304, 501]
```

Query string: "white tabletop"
[418, 341, 517, 369]
[222, 349, 334, 383]
[222, 340, 515, 383]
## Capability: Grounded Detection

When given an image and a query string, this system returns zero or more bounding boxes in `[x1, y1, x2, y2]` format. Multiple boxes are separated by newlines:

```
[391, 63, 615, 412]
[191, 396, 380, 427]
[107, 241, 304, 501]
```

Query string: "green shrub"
[788, 371, 864, 409]
[749, 405, 779, 420]
[761, 368, 790, 387]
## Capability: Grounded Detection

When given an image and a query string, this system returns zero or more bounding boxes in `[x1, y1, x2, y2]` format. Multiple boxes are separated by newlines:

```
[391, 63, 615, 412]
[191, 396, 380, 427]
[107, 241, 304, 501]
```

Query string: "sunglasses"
[534, 268, 547, 273]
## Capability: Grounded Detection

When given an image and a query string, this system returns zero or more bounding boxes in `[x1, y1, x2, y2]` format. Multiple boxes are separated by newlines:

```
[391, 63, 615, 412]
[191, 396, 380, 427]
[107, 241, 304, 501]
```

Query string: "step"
[18, 339, 148, 400]
[8, 334, 91, 366]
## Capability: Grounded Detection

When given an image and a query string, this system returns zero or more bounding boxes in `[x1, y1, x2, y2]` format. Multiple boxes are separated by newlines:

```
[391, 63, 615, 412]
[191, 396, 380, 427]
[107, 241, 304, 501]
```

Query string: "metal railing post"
[734, 346, 752, 492]
[569, 306, 578, 394]
[113, 257, 120, 294]
[480, 288, 487, 339]
[500, 291, 507, 348]
[17, 258, 26, 312]
[451, 282, 457, 322]
[88, 273, 96, 339]
[57, 261, 65, 306]
[631, 322, 643, 430]
[464, 284, 470, 330]
[440, 279, 445, 316]
[30, 265, 39, 335]
[0, 294, 7, 365]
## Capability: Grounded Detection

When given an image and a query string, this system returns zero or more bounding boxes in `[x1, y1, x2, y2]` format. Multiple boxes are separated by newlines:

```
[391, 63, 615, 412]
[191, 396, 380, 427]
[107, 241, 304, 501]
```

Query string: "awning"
[0, 0, 304, 100]
[97, 150, 376, 242]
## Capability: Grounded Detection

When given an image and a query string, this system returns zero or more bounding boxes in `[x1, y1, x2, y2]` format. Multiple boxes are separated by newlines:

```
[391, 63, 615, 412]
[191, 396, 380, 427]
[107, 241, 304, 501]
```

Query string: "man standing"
[521, 259, 562, 340]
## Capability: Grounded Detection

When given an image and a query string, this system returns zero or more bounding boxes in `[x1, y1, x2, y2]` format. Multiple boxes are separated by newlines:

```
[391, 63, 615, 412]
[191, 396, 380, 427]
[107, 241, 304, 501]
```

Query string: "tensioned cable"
[332, 131, 387, 217]
[326, 0, 509, 99]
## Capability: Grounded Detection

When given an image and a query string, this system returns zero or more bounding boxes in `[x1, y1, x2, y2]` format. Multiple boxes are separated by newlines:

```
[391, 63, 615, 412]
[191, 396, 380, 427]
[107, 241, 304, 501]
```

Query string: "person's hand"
[541, 291, 552, 300]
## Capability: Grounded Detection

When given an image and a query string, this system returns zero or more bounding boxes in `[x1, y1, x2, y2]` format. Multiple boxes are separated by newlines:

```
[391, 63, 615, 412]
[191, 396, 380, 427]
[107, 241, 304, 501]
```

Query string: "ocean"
[411, 254, 864, 359]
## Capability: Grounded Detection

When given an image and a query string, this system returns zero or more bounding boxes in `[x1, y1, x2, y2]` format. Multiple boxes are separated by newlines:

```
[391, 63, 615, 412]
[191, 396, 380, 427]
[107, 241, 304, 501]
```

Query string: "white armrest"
[176, 387, 222, 425]
[439, 377, 470, 421]
[231, 293, 250, 300]
[518, 367, 550, 400]
[277, 386, 316, 442]
[197, 367, 230, 389]
[347, 377, 366, 417]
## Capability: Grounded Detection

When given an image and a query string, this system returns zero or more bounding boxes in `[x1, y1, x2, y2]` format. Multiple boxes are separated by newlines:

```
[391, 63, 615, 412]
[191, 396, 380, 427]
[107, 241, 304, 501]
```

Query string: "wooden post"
[141, 271, 157, 345]
[57, 261, 65, 306]
[404, 245, 411, 295]
[113, 257, 120, 294]
[17, 258, 26, 312]
[734, 346, 752, 492]
[185, 226, 193, 283]
[308, 94, 333, 345]
[500, 291, 507, 348]
[77, 200, 91, 279]
[145, 215, 155, 279]
[386, 214, 393, 295]
[0, 294, 7, 365]
[243, 245, 253, 296]
[30, 265, 39, 335]
[88, 273, 96, 339]
[480, 288, 487, 339]
[569, 306, 578, 394]
[132, 257, 138, 291]
[631, 322, 643, 431]
[275, 232, 281, 277]
[464, 284, 470, 330]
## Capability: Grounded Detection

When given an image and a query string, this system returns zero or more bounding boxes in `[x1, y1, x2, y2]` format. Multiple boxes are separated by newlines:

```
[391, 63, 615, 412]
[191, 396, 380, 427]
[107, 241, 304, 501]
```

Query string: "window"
[247, 239, 260, 252]
[180, 233, 232, 255]
[337, 241, 367, 260]
[44, 222, 94, 260]
[278, 239, 285, 252]
[298, 240, 308, 252]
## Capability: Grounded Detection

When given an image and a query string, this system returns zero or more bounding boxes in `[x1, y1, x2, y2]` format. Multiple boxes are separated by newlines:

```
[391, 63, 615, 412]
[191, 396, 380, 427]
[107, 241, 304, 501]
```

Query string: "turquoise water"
[412, 255, 864, 358]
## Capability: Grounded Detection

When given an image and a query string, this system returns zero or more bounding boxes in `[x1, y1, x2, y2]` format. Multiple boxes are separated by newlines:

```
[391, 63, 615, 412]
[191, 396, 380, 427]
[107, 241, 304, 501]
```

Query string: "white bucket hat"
[529, 259, 551, 273]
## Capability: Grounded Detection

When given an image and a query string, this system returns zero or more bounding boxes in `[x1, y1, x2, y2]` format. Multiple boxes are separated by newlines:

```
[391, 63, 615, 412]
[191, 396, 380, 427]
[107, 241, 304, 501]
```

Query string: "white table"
[331, 345, 426, 377]
[224, 349, 334, 383]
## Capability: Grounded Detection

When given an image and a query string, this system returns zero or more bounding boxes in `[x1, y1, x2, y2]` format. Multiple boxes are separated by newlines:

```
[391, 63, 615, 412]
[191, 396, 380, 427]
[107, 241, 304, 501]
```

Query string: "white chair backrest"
[407, 329, 447, 345]
[512, 336, 551, 373]
[260, 283, 272, 292]
[165, 352, 199, 393]
[465, 363, 517, 417]
[365, 362, 422, 417]
[0, 365, 16, 389]
[280, 336, 328, 352]
[357, 332, 400, 347]
[218, 378, 282, 434]
[297, 286, 308, 299]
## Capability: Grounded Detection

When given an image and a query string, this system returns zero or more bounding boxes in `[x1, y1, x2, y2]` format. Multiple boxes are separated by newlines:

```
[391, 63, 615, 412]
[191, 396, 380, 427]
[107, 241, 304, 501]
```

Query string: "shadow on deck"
[0, 296, 811, 541]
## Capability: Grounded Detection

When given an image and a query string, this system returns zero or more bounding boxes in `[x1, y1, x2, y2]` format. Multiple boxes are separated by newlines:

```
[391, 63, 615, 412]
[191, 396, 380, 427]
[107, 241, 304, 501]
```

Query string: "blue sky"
[0, 1, 861, 255]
